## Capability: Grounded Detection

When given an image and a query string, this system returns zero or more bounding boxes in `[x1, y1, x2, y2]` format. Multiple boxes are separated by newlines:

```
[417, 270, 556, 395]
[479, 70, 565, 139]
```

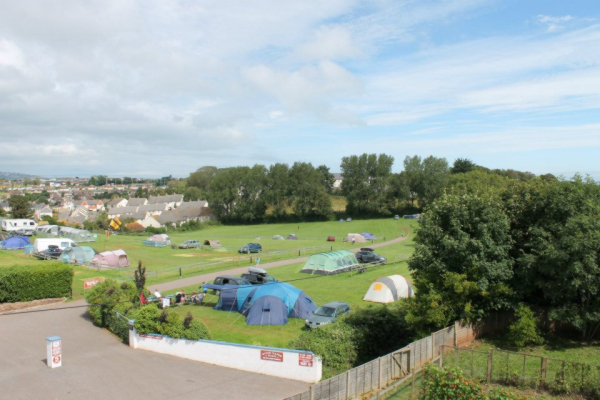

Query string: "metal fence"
[442, 345, 600, 397]
[285, 314, 509, 400]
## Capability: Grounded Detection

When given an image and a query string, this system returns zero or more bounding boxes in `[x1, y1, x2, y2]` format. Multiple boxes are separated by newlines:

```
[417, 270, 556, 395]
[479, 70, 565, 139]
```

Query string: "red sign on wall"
[299, 353, 313, 367]
[261, 350, 284, 362]
[84, 277, 105, 289]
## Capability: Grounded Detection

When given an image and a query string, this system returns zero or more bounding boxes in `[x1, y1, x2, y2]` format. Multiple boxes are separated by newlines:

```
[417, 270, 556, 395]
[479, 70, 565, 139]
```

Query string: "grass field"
[0, 218, 416, 301]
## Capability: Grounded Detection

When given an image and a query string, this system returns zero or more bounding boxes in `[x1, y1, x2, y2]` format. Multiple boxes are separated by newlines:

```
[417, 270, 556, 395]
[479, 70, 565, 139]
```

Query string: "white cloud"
[537, 14, 574, 32]
[296, 26, 362, 61]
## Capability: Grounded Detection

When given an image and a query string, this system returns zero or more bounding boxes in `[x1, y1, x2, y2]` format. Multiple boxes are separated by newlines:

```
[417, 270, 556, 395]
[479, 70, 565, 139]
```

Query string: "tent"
[363, 275, 414, 303]
[59, 227, 95, 242]
[0, 236, 30, 250]
[361, 232, 375, 240]
[213, 282, 317, 325]
[286, 234, 298, 240]
[346, 233, 366, 243]
[148, 234, 171, 244]
[90, 249, 131, 268]
[60, 246, 97, 264]
[272, 235, 284, 240]
[36, 225, 60, 236]
[301, 250, 360, 275]
[203, 239, 222, 249]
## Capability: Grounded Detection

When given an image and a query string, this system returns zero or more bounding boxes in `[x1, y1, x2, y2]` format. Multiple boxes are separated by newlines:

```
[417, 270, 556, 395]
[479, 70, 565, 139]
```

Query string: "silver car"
[305, 301, 351, 329]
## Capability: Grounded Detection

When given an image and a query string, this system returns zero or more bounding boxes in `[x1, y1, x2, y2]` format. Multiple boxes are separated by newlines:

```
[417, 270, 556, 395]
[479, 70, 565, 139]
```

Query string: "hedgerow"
[0, 263, 73, 302]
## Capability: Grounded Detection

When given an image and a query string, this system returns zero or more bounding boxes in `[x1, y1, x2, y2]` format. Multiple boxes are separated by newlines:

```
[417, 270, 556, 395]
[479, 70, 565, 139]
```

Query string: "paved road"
[154, 234, 410, 292]
[0, 300, 309, 400]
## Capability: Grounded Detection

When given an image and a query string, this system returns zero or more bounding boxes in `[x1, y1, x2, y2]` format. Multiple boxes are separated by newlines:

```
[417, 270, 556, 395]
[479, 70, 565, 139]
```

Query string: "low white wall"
[129, 328, 322, 383]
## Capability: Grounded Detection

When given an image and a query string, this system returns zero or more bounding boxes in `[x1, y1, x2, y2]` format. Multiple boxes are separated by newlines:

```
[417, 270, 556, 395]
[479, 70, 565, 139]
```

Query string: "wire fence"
[285, 313, 512, 400]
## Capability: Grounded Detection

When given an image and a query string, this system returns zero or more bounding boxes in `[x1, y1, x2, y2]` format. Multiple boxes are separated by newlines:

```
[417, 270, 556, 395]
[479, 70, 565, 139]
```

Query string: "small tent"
[286, 234, 298, 240]
[272, 235, 284, 240]
[59, 227, 95, 242]
[90, 249, 130, 268]
[0, 236, 30, 250]
[203, 239, 222, 249]
[36, 225, 60, 237]
[361, 232, 375, 240]
[346, 233, 366, 243]
[214, 282, 317, 325]
[363, 275, 414, 303]
[301, 250, 360, 275]
[60, 246, 96, 264]
[147, 234, 171, 244]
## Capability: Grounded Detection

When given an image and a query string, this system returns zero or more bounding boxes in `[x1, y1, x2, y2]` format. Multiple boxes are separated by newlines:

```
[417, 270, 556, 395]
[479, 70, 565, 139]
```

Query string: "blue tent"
[213, 282, 317, 325]
[361, 232, 375, 240]
[0, 236, 30, 250]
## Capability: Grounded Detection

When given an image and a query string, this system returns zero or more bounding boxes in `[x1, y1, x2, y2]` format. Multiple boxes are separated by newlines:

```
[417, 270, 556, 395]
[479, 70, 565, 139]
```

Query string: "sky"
[0, 0, 599, 178]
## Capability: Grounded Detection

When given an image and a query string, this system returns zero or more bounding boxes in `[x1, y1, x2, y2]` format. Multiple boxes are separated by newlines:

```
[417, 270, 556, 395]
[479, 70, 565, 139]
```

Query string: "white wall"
[129, 328, 322, 383]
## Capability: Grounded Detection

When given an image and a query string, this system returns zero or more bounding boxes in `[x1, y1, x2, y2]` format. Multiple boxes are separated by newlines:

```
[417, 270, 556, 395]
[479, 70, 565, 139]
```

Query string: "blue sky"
[0, 0, 598, 178]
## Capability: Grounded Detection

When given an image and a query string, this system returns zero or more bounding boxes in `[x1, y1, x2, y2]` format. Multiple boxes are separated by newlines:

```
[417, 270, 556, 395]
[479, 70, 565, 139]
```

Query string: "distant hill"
[0, 172, 38, 180]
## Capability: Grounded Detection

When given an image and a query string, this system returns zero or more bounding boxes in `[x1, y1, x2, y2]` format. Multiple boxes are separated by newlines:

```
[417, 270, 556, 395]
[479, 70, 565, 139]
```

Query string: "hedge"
[0, 263, 74, 302]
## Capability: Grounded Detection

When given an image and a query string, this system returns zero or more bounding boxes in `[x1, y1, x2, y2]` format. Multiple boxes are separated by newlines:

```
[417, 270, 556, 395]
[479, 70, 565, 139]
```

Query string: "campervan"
[33, 238, 77, 253]
[1, 219, 38, 236]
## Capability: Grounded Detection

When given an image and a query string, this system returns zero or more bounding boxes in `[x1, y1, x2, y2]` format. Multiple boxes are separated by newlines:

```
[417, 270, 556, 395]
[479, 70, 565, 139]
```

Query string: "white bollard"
[46, 336, 62, 368]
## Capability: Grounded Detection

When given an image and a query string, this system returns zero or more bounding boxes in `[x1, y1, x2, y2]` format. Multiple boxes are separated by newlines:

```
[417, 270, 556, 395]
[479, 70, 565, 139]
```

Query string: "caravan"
[33, 238, 77, 253]
[1, 219, 38, 236]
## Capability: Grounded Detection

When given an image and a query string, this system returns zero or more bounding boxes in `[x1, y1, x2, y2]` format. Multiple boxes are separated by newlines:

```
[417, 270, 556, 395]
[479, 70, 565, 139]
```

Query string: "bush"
[133, 305, 211, 341]
[419, 364, 528, 400]
[134, 304, 161, 334]
[0, 263, 73, 302]
[185, 318, 212, 340]
[85, 280, 138, 326]
[289, 323, 358, 378]
[507, 304, 543, 349]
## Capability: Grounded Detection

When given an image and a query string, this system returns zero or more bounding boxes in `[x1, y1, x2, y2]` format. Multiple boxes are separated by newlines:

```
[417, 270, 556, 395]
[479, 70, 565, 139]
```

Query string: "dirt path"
[154, 233, 410, 292]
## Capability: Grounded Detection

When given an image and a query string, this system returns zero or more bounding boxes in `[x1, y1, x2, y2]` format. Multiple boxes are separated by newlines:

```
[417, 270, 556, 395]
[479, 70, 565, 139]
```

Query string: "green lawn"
[1, 218, 416, 300]
[163, 234, 415, 347]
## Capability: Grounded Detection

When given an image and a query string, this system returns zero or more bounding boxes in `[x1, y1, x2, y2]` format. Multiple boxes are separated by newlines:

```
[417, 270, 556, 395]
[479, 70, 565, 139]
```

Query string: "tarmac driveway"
[0, 300, 309, 400]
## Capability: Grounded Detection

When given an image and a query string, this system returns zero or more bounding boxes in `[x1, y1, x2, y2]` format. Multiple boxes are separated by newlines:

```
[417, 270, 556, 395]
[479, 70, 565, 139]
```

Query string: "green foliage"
[0, 205, 5, 217]
[133, 304, 211, 340]
[289, 323, 358, 378]
[408, 193, 514, 330]
[8, 194, 33, 218]
[0, 263, 73, 302]
[419, 364, 528, 400]
[507, 304, 543, 348]
[288, 162, 333, 220]
[400, 155, 450, 209]
[85, 280, 138, 326]
[341, 153, 395, 216]
[133, 261, 146, 294]
[451, 158, 477, 174]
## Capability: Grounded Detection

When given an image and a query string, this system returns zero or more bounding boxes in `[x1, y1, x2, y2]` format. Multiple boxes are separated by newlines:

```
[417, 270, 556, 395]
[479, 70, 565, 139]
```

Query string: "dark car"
[241, 272, 277, 285]
[178, 240, 201, 249]
[355, 248, 387, 264]
[34, 245, 63, 260]
[305, 301, 351, 329]
[238, 243, 262, 254]
[212, 275, 251, 286]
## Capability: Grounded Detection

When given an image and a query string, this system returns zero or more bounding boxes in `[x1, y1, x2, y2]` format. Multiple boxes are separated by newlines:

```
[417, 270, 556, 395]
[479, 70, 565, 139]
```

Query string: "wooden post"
[487, 349, 493, 384]
[440, 346, 444, 367]
[179, 267, 182, 278]
[345, 370, 351, 399]
[454, 321, 459, 347]
[540, 357, 547, 389]
[407, 349, 411, 374]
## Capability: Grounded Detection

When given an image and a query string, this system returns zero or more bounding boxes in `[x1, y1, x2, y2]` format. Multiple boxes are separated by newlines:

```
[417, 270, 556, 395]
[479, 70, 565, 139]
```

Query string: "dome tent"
[361, 232, 375, 240]
[346, 233, 366, 243]
[90, 249, 130, 268]
[301, 250, 360, 275]
[59, 226, 95, 242]
[213, 282, 317, 325]
[0, 236, 30, 250]
[60, 246, 96, 264]
[148, 234, 171, 243]
[363, 275, 414, 303]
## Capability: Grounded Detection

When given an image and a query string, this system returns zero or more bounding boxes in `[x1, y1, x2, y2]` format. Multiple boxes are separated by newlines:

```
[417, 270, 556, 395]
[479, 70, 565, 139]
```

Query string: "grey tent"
[59, 227, 95, 242]
[272, 235, 284, 240]
[60, 246, 97, 264]
[301, 250, 360, 275]
[286, 234, 298, 240]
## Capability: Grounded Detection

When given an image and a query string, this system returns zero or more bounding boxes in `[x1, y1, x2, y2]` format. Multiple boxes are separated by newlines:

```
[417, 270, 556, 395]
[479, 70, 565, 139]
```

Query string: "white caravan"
[1, 219, 38, 236]
[33, 238, 77, 253]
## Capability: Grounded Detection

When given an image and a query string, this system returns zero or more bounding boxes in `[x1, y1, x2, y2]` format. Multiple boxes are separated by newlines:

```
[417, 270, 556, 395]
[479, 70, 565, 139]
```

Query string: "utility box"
[46, 336, 62, 368]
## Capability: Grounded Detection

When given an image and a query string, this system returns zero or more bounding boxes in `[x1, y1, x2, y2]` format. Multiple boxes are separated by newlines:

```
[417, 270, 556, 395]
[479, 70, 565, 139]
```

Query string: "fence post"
[407, 349, 411, 374]
[540, 357, 548, 389]
[345, 370, 351, 399]
[310, 384, 315, 400]
[487, 349, 493, 384]
[454, 321, 459, 347]
[179, 267, 182, 278]
[440, 346, 443, 367]
[378, 357, 383, 389]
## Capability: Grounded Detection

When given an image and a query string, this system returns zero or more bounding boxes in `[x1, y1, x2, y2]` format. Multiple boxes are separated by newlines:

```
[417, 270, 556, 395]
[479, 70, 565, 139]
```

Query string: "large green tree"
[8, 195, 34, 218]
[400, 155, 449, 209]
[187, 166, 218, 195]
[288, 162, 332, 220]
[340, 153, 394, 216]
[407, 193, 514, 331]
[264, 163, 291, 219]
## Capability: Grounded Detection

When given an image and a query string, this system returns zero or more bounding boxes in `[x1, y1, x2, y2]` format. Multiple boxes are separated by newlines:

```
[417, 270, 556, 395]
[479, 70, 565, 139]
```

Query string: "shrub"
[507, 304, 543, 349]
[184, 318, 212, 340]
[0, 263, 73, 302]
[134, 304, 161, 334]
[133, 305, 211, 341]
[289, 323, 358, 378]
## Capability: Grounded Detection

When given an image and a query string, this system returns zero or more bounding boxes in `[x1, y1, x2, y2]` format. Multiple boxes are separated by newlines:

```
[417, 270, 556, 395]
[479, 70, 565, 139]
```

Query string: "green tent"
[301, 250, 360, 275]
[60, 246, 97, 265]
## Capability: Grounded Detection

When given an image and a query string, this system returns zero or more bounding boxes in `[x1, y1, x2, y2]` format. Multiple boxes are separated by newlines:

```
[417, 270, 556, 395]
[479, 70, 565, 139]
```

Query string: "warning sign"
[53, 355, 61, 364]
[260, 350, 283, 362]
[84, 277, 105, 290]
[299, 353, 313, 367]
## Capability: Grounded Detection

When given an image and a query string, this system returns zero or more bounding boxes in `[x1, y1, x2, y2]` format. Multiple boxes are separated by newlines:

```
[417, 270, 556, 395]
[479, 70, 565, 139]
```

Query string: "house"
[148, 194, 183, 209]
[0, 202, 10, 213]
[138, 215, 162, 229]
[155, 211, 186, 227]
[33, 204, 53, 220]
[121, 211, 148, 221]
[108, 198, 128, 208]
[73, 199, 105, 211]
[127, 198, 148, 207]
[333, 173, 343, 190]
[108, 206, 139, 218]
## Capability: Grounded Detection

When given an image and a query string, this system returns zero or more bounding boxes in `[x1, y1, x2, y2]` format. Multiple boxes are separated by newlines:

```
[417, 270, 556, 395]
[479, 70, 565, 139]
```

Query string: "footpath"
[154, 234, 409, 292]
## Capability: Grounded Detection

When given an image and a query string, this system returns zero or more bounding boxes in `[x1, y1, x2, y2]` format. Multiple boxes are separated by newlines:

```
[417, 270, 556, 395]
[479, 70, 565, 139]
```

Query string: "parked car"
[355, 248, 387, 264]
[327, 236, 335, 242]
[33, 245, 63, 260]
[212, 275, 252, 286]
[241, 266, 277, 285]
[305, 301, 351, 329]
[178, 240, 201, 249]
[238, 243, 262, 254]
